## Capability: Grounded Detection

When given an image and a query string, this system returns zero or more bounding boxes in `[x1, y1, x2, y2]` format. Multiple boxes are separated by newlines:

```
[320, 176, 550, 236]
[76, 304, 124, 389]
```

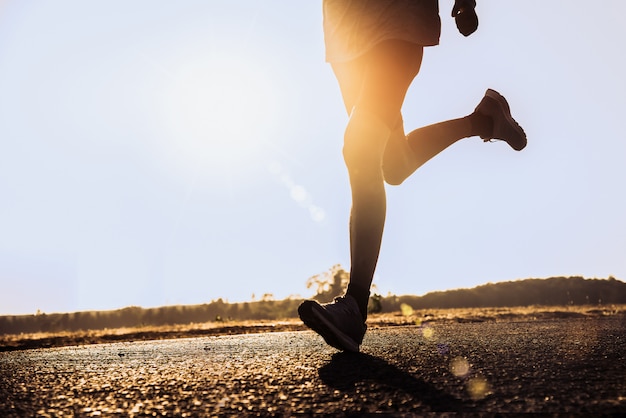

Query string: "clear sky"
[1, 1, 625, 315]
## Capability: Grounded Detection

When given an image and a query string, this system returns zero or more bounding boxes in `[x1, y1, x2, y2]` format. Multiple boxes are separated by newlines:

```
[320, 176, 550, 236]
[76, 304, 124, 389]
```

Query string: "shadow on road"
[319, 352, 465, 412]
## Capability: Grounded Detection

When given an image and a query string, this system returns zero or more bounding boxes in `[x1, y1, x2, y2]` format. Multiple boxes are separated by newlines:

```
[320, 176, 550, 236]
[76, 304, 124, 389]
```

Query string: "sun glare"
[162, 50, 280, 178]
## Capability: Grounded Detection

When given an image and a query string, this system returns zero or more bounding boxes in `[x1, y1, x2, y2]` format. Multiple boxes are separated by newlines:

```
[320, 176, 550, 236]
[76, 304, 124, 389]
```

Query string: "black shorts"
[323, 0, 441, 63]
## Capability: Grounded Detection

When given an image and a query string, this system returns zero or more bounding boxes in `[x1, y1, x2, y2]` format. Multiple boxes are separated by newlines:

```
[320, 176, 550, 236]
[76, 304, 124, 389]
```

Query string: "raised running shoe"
[475, 88, 527, 151]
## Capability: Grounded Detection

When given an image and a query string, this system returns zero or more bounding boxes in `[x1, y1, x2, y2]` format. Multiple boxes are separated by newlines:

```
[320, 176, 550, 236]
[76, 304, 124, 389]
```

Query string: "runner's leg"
[333, 40, 424, 319]
[382, 110, 492, 186]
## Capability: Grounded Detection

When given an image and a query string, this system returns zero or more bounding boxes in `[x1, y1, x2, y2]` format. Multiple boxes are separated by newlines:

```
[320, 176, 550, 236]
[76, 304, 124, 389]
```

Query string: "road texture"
[1, 317, 625, 416]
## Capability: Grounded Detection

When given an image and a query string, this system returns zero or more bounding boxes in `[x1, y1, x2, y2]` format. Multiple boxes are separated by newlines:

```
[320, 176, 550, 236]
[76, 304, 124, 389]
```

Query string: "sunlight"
[161, 49, 281, 179]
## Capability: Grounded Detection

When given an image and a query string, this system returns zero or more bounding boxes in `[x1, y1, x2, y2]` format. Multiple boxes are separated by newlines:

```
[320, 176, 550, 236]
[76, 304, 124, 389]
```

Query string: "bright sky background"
[1, 1, 625, 315]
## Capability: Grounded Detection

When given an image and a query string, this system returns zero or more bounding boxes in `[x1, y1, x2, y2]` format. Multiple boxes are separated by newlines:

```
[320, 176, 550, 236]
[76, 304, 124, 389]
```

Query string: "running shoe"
[298, 295, 366, 352]
[475, 88, 527, 151]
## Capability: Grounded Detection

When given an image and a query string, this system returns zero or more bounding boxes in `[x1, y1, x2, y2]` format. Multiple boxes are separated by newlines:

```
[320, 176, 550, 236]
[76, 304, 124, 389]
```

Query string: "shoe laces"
[328, 296, 357, 315]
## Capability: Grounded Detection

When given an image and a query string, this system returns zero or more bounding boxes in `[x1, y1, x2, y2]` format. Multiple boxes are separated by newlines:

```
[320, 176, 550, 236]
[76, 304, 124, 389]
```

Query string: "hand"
[451, 0, 478, 37]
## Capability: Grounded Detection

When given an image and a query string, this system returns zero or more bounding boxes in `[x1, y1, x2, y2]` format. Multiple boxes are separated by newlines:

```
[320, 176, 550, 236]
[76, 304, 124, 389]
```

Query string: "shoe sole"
[485, 89, 527, 151]
[298, 301, 360, 352]
[298, 302, 346, 351]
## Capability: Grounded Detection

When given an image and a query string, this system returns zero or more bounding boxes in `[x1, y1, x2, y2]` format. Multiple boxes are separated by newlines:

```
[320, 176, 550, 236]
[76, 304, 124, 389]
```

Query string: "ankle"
[468, 112, 493, 138]
[346, 283, 370, 321]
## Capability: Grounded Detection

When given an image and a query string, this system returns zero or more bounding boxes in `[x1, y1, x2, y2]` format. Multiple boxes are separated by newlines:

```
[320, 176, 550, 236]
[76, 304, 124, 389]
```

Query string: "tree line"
[381, 276, 625, 312]
[1, 276, 624, 335]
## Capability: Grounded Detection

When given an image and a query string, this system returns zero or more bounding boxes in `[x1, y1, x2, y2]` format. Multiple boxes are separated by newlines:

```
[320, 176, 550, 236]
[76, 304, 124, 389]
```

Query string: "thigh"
[331, 40, 424, 128]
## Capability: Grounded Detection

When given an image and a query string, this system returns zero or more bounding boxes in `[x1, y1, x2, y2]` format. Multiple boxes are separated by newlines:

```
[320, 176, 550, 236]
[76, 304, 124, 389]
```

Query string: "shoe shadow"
[318, 352, 465, 412]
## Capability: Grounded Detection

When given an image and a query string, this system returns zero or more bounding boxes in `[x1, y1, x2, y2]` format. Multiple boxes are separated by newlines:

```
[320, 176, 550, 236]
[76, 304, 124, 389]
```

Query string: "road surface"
[1, 317, 625, 415]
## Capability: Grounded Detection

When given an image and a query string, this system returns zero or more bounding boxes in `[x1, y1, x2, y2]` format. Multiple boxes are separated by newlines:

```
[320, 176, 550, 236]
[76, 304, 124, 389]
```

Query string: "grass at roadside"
[2, 304, 624, 352]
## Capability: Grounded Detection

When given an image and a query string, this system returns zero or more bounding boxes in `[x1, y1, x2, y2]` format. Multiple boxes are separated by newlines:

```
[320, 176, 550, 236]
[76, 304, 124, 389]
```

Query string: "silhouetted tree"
[306, 264, 349, 303]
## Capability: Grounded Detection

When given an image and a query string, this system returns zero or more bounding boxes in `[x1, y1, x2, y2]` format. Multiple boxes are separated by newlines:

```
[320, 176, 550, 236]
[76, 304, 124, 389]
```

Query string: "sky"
[1, 1, 625, 315]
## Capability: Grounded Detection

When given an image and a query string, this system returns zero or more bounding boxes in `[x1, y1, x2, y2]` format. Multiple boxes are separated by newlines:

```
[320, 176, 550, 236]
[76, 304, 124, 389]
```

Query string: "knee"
[382, 167, 405, 186]
[342, 108, 391, 178]
[342, 131, 376, 176]
[382, 143, 409, 186]
[382, 125, 418, 186]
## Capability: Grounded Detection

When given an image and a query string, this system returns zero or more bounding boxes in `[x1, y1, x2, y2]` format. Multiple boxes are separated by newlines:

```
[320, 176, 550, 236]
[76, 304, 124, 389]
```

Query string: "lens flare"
[467, 375, 491, 400]
[400, 303, 414, 316]
[268, 162, 327, 223]
[421, 326, 435, 340]
[450, 356, 470, 378]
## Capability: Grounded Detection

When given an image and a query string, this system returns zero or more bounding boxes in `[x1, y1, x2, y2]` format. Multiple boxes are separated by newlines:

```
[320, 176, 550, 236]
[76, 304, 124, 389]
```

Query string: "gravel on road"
[1, 317, 625, 416]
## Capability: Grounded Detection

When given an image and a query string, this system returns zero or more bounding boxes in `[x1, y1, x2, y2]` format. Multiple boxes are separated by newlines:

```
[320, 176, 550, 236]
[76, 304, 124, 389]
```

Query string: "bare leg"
[296, 106, 392, 351]
[342, 109, 391, 317]
[347, 112, 484, 310]
[343, 99, 492, 317]
[383, 116, 485, 185]
[328, 41, 425, 319]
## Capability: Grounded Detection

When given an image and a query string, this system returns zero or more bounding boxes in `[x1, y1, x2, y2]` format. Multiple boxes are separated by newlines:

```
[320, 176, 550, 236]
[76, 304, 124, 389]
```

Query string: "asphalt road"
[1, 317, 625, 416]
